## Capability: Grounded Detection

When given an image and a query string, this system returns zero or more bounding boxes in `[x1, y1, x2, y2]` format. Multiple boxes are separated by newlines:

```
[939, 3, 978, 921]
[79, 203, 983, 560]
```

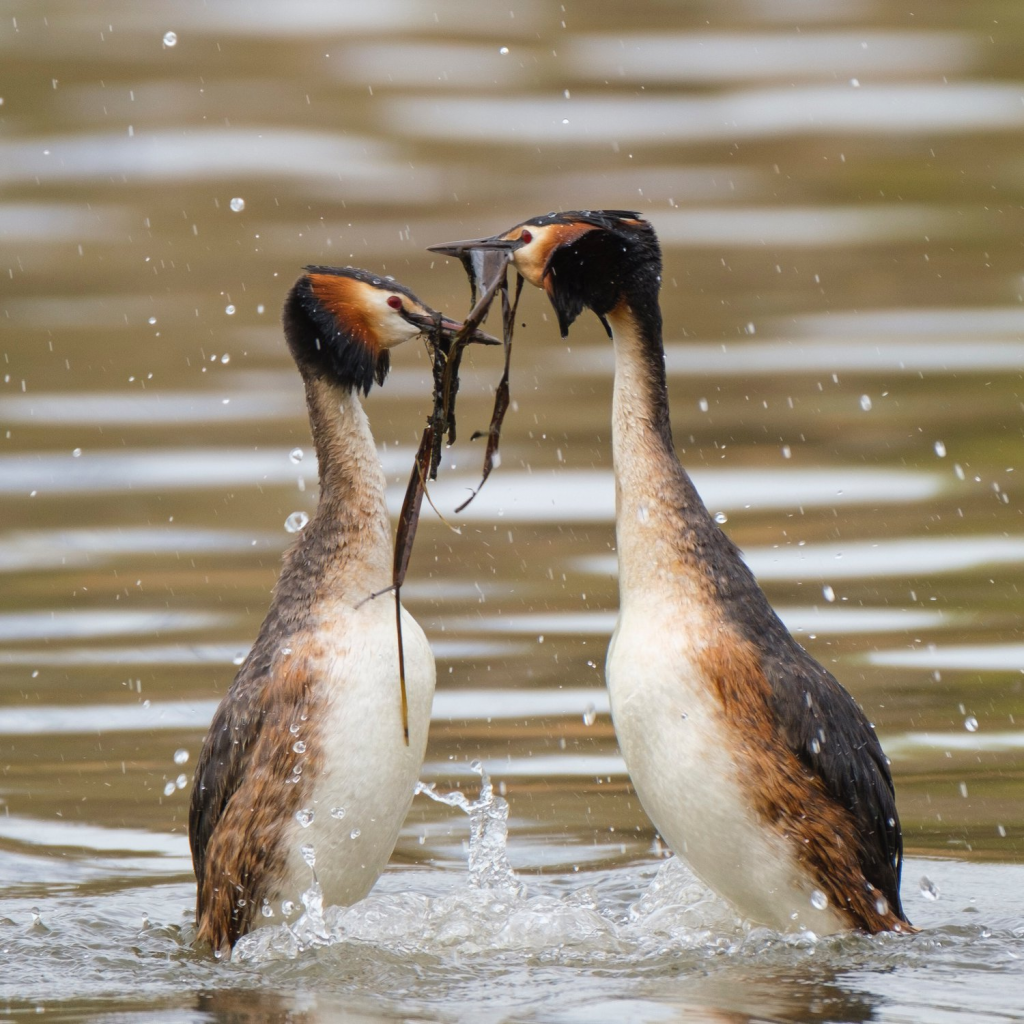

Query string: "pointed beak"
[404, 310, 499, 346]
[429, 235, 518, 314]
[427, 235, 519, 259]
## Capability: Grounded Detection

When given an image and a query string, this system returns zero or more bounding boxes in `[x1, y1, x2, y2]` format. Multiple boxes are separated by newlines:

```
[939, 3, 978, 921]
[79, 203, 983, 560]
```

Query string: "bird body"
[605, 302, 848, 933]
[189, 268, 482, 954]
[429, 213, 911, 935]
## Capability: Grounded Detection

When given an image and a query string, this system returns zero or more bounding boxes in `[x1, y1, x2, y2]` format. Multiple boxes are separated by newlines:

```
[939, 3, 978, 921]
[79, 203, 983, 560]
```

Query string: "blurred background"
[2, 0, 1024, 1018]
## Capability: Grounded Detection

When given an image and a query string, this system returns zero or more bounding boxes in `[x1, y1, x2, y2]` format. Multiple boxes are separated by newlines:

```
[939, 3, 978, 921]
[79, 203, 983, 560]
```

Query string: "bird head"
[283, 266, 496, 394]
[428, 211, 661, 338]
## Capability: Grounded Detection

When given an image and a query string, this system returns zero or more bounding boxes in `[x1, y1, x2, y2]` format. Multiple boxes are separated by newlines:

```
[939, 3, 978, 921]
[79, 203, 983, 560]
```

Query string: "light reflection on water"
[387, 84, 1024, 143]
[3, 0, 1024, 1018]
[579, 534, 1024, 581]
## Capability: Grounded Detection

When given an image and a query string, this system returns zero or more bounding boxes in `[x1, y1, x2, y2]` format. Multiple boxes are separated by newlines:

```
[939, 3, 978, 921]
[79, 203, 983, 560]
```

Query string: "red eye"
[521, 229, 533, 244]
[386, 295, 402, 310]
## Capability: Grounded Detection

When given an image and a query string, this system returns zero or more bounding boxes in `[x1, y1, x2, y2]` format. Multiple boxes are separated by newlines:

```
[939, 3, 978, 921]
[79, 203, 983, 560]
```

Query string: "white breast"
[269, 599, 435, 916]
[607, 600, 848, 935]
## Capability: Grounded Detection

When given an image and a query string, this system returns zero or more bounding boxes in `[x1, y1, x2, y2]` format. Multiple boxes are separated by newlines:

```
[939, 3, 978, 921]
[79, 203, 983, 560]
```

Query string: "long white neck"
[283, 377, 393, 605]
[607, 303, 714, 606]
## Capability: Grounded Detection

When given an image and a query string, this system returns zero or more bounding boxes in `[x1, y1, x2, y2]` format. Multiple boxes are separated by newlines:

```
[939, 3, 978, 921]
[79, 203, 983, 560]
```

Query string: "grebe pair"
[190, 213, 910, 954]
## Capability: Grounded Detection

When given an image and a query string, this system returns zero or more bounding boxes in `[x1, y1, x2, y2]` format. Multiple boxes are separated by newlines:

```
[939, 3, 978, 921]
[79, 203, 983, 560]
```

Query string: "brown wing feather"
[189, 639, 322, 952]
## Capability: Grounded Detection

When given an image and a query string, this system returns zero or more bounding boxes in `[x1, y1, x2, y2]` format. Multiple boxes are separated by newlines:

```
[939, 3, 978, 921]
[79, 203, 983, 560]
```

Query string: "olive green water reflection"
[2, 0, 1024, 1020]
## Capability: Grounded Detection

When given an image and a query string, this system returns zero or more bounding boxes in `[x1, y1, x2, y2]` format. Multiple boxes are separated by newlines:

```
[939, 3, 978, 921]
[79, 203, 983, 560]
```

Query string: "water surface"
[2, 0, 1023, 1020]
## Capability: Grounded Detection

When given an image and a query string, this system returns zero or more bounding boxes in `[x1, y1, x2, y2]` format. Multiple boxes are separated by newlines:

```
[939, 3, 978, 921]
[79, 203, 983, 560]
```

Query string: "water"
[3, 0, 1024, 1019]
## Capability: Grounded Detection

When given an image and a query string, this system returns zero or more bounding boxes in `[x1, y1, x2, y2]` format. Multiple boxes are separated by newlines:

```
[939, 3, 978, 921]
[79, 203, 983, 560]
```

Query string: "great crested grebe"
[189, 266, 490, 955]
[429, 212, 911, 935]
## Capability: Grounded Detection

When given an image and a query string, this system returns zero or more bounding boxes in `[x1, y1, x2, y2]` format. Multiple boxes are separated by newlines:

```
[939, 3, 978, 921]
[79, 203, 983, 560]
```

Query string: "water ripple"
[567, 31, 974, 82]
[0, 609, 226, 643]
[388, 84, 1024, 145]
[565, 338, 1024, 376]
[445, 606, 947, 638]
[579, 535, 1024, 582]
[867, 643, 1024, 672]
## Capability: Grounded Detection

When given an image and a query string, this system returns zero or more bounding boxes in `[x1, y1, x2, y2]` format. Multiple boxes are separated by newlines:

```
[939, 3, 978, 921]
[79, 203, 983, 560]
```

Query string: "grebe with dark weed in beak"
[429, 213, 912, 936]
[189, 266, 490, 955]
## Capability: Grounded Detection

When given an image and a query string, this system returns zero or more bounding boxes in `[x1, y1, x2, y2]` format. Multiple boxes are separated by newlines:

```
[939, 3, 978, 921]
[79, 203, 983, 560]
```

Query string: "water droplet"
[163, 781, 176, 796]
[582, 703, 597, 726]
[810, 737, 821, 754]
[934, 440, 947, 458]
[284, 511, 309, 533]
[781, 445, 791, 459]
[561, 118, 569, 125]
[698, 397, 709, 412]
[261, 900, 274, 918]
[349, 828, 361, 839]
[850, 77, 860, 87]
[148, 317, 157, 325]
[289, 722, 300, 734]
[232, 651, 245, 666]
[220, 353, 230, 364]
[229, 197, 245, 212]
[469, 759, 483, 775]
[997, 824, 1007, 837]
[173, 748, 189, 765]
[499, 46, 509, 54]
[175, 773, 188, 789]
[859, 394, 872, 411]
[300, 842, 316, 867]
[919, 876, 939, 900]
[280, 646, 292, 656]
[295, 808, 315, 828]
[330, 806, 346, 820]
[224, 304, 236, 315]
[959, 781, 968, 798]
[293, 740, 306, 753]
[810, 889, 828, 910]
[289, 447, 304, 464]
[714, 511, 728, 524]
[163, 31, 177, 47]
[257, 304, 265, 314]
[964, 716, 978, 732]
[953, 463, 966, 481]
[822, 585, 836, 603]
[874, 895, 889, 915]
[71, 448, 82, 458]
[281, 900, 295, 916]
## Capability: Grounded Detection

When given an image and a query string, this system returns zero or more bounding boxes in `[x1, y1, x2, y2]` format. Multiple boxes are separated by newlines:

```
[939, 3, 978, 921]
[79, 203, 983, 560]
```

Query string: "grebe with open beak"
[429, 213, 911, 935]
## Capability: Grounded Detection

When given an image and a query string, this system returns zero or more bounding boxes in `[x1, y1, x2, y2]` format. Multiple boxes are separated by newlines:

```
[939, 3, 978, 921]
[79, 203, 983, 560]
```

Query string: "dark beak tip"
[426, 243, 461, 256]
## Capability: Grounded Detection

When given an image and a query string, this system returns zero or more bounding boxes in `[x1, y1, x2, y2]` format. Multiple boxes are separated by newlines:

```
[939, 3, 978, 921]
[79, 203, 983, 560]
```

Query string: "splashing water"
[284, 511, 309, 534]
[414, 762, 522, 896]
